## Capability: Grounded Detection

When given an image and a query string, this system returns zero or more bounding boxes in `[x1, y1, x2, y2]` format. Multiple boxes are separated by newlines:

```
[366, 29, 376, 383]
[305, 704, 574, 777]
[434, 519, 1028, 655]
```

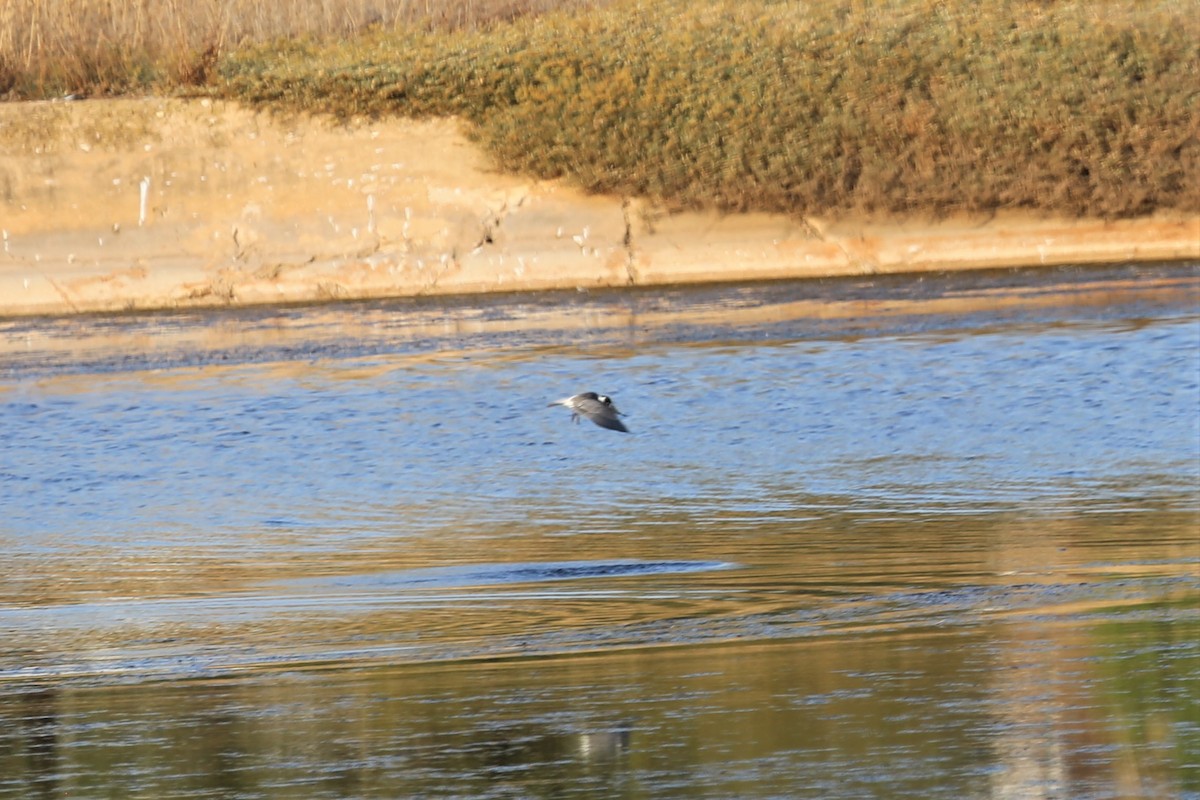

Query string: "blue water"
[4, 308, 1197, 545]
[0, 265, 1197, 799]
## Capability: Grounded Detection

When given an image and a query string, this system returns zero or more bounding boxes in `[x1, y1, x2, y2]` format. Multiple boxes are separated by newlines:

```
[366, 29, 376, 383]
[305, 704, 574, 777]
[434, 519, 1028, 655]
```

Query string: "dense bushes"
[6, 0, 1196, 218]
[216, 0, 1200, 218]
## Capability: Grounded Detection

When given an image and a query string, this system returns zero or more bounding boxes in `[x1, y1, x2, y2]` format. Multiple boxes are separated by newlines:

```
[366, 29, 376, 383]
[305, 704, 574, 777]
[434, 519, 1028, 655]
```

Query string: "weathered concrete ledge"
[1, 98, 1197, 317]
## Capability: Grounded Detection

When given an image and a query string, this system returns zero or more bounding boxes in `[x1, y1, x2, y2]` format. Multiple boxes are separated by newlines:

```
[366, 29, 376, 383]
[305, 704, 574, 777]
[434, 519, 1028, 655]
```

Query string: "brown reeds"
[0, 0, 609, 96]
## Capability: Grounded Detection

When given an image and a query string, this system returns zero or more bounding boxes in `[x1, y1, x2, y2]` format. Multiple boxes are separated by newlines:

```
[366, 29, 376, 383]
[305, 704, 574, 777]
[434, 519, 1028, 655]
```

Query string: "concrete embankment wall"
[1, 99, 1197, 316]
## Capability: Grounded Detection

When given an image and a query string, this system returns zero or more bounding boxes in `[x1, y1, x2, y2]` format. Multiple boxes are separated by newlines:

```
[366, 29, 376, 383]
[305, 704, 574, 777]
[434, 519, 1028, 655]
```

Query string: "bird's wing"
[579, 403, 629, 432]
[591, 414, 630, 433]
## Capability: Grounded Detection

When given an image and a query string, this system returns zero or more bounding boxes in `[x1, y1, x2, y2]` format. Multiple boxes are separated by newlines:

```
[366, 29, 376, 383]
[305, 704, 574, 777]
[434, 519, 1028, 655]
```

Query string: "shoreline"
[2, 98, 1197, 318]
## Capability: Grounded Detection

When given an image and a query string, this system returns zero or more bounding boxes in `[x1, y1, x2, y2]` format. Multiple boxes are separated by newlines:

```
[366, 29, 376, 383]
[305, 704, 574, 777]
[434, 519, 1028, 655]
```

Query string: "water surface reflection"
[1, 264, 1197, 798]
[1, 614, 1193, 799]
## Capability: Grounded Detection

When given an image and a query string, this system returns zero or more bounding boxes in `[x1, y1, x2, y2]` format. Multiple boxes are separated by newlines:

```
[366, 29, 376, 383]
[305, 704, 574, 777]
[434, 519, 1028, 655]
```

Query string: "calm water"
[1, 264, 1198, 798]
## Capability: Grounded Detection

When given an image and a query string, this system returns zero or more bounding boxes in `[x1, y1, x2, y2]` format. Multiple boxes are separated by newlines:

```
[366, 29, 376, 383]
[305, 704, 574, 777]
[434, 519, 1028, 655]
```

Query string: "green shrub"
[216, 0, 1200, 218]
[6, 0, 1196, 218]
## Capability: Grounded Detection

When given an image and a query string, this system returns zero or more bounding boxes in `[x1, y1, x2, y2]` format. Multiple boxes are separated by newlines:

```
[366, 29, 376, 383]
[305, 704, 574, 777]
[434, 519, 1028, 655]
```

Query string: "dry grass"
[0, 0, 608, 96]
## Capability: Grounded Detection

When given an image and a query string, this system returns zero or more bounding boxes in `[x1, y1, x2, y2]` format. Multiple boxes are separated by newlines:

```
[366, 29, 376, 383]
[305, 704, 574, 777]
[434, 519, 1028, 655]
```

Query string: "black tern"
[549, 392, 629, 433]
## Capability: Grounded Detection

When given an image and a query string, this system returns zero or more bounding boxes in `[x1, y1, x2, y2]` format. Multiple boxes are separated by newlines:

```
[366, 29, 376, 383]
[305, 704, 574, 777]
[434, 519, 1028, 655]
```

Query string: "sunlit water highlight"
[1, 264, 1197, 798]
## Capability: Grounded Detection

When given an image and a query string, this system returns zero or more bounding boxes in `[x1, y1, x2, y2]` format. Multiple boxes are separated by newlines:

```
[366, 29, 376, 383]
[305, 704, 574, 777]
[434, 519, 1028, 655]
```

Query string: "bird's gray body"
[549, 392, 629, 432]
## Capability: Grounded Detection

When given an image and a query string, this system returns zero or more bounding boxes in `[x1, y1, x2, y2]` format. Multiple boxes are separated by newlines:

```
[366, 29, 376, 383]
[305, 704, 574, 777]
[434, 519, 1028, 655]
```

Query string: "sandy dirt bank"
[1, 98, 1197, 317]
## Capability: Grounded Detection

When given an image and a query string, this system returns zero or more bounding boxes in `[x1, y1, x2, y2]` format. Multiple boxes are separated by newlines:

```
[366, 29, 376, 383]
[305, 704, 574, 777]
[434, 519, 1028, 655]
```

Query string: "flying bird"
[549, 392, 629, 433]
